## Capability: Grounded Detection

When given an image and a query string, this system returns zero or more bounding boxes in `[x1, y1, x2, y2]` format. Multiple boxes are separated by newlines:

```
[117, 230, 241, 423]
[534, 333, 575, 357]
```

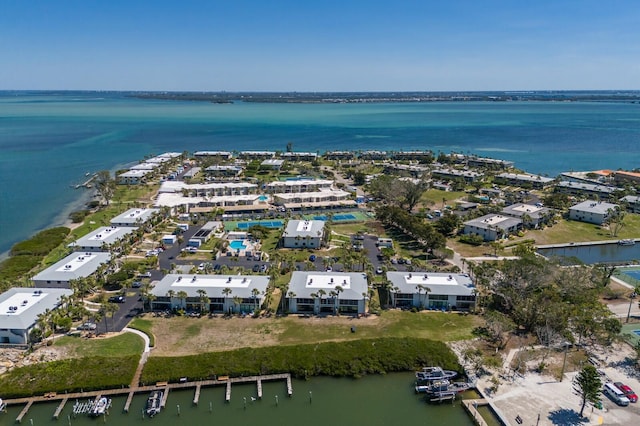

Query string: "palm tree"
[251, 288, 261, 311]
[334, 285, 344, 315]
[166, 289, 176, 309]
[232, 296, 242, 314]
[222, 287, 232, 314]
[197, 289, 208, 313]
[287, 291, 296, 313]
[310, 292, 319, 315]
[329, 290, 338, 315]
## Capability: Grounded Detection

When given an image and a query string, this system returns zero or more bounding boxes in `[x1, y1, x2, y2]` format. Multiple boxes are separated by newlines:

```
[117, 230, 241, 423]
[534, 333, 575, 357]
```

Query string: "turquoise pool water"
[229, 240, 247, 250]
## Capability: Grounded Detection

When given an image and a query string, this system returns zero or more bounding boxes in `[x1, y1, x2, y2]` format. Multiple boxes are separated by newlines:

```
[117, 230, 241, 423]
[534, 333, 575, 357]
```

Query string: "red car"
[614, 382, 638, 403]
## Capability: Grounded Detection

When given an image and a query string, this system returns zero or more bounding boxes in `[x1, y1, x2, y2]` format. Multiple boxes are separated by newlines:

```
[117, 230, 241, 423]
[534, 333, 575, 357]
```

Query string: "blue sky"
[1, 0, 639, 91]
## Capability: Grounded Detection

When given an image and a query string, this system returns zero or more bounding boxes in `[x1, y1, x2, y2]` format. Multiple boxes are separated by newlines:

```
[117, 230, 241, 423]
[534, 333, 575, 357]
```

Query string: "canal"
[0, 373, 481, 426]
[537, 241, 640, 265]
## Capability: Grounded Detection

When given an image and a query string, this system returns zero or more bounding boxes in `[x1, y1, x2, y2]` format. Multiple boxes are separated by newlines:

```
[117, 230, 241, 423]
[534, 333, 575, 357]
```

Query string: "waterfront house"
[466, 156, 514, 170]
[273, 190, 354, 211]
[555, 181, 620, 201]
[568, 200, 619, 225]
[501, 203, 552, 229]
[612, 170, 640, 185]
[431, 168, 483, 183]
[494, 172, 554, 189]
[620, 195, 640, 213]
[150, 274, 270, 314]
[463, 214, 522, 241]
[69, 226, 137, 252]
[280, 152, 318, 161]
[0, 287, 73, 344]
[193, 151, 233, 160]
[385, 272, 476, 311]
[110, 208, 160, 227]
[390, 150, 434, 162]
[238, 151, 275, 160]
[287, 271, 367, 315]
[265, 178, 334, 193]
[282, 220, 326, 249]
[324, 151, 355, 161]
[118, 169, 153, 185]
[358, 151, 388, 160]
[31, 252, 111, 288]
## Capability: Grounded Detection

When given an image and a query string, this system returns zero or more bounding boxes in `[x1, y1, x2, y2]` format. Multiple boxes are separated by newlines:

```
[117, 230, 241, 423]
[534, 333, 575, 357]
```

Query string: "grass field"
[54, 331, 145, 357]
[144, 310, 481, 357]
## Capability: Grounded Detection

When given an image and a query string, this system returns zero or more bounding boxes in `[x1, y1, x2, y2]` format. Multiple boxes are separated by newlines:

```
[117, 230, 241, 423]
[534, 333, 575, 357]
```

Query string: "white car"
[77, 322, 97, 331]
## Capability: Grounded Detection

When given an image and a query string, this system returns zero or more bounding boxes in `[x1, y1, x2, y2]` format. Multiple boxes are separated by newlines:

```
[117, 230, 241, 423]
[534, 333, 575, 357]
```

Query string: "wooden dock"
[15, 400, 33, 423]
[3, 373, 293, 421]
[160, 388, 169, 408]
[53, 397, 67, 419]
[225, 381, 232, 402]
[193, 383, 201, 405]
[123, 391, 135, 413]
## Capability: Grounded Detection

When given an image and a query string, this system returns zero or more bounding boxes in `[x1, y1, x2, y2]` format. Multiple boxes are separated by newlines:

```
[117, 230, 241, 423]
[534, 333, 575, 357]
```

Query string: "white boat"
[90, 397, 110, 417]
[415, 379, 470, 394]
[415, 366, 458, 382]
[146, 390, 163, 417]
[618, 239, 635, 246]
[0, 398, 6, 411]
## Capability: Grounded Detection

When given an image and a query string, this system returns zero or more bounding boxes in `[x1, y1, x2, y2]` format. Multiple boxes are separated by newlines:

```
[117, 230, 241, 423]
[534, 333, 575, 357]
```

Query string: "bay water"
[0, 373, 482, 426]
[2, 91, 640, 255]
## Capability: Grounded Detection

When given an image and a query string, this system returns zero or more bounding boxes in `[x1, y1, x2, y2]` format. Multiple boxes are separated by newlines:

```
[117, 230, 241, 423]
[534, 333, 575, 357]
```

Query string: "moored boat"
[415, 366, 458, 382]
[415, 379, 470, 394]
[89, 397, 110, 417]
[0, 397, 6, 411]
[146, 390, 163, 417]
[618, 239, 635, 246]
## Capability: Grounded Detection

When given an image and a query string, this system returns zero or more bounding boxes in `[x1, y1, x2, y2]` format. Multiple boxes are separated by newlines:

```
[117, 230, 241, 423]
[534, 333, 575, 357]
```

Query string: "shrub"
[141, 337, 461, 384]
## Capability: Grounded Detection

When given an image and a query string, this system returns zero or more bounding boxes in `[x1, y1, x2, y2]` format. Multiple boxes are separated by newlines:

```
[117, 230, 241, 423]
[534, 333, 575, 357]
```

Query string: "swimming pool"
[229, 240, 247, 250]
[633, 330, 640, 337]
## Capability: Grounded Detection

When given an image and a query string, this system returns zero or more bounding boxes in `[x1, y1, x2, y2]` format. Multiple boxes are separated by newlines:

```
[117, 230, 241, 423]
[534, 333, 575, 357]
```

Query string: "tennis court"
[235, 220, 284, 230]
[313, 213, 357, 222]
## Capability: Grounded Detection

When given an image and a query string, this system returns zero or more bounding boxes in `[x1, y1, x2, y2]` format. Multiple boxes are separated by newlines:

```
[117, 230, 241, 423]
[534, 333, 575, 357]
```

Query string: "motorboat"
[415, 366, 458, 382]
[415, 379, 470, 394]
[618, 239, 635, 246]
[89, 397, 110, 417]
[0, 398, 6, 411]
[146, 390, 163, 417]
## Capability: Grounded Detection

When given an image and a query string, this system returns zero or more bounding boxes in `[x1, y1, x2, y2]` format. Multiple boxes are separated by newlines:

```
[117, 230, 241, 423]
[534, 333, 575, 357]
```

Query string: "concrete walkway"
[123, 327, 152, 387]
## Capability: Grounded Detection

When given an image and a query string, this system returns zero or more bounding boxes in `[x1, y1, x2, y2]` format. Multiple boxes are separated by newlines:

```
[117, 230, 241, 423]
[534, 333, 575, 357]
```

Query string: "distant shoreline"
[128, 91, 640, 104]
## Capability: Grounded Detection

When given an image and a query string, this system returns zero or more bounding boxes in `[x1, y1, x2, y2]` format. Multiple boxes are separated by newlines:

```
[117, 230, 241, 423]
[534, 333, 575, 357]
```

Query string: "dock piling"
[16, 400, 34, 423]
[193, 383, 201, 405]
[123, 391, 135, 413]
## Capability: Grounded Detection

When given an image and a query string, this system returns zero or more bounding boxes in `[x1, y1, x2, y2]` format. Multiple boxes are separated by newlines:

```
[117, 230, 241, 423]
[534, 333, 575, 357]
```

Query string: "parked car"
[376, 267, 383, 275]
[260, 264, 268, 272]
[77, 322, 97, 331]
[309, 254, 316, 261]
[213, 264, 221, 271]
[614, 382, 638, 403]
[108, 295, 126, 303]
[131, 281, 142, 288]
[252, 264, 260, 273]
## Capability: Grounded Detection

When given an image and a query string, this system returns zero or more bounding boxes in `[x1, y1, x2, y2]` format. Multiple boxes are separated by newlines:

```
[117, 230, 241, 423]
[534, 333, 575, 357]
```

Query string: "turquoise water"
[0, 373, 477, 426]
[229, 240, 247, 250]
[2, 91, 640, 254]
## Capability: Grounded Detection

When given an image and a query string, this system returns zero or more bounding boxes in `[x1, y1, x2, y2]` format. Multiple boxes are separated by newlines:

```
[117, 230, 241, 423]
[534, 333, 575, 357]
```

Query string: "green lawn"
[129, 317, 156, 347]
[277, 311, 479, 345]
[420, 189, 467, 208]
[54, 331, 145, 357]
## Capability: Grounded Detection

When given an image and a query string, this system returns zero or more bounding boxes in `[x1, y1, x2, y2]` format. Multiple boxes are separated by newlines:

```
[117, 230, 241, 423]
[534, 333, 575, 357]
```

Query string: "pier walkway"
[3, 373, 292, 422]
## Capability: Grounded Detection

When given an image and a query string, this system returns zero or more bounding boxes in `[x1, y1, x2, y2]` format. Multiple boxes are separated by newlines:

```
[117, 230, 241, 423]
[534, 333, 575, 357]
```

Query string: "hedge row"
[141, 337, 460, 384]
[0, 355, 139, 398]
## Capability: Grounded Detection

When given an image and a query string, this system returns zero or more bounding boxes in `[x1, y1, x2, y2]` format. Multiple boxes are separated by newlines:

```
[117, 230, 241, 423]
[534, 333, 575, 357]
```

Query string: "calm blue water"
[229, 240, 247, 250]
[2, 91, 640, 254]
[538, 243, 640, 265]
[623, 270, 640, 281]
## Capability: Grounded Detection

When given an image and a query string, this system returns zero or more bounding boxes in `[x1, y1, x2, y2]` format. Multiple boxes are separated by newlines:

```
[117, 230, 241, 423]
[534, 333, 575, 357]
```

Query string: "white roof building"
[150, 274, 270, 314]
[569, 200, 619, 225]
[282, 220, 325, 249]
[110, 208, 160, 227]
[31, 252, 111, 288]
[463, 214, 522, 241]
[0, 288, 73, 344]
[287, 271, 368, 315]
[70, 226, 137, 251]
[386, 272, 475, 311]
